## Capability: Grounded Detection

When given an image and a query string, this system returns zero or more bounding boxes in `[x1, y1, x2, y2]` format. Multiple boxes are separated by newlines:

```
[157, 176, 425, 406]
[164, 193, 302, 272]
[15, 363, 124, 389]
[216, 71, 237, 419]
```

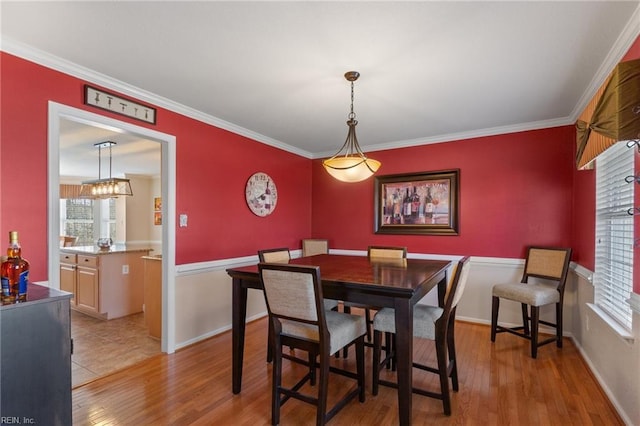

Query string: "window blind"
[595, 141, 634, 331]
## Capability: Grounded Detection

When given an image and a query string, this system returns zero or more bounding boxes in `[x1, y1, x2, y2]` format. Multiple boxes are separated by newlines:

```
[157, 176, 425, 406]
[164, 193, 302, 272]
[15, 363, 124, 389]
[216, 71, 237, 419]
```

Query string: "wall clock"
[245, 172, 278, 217]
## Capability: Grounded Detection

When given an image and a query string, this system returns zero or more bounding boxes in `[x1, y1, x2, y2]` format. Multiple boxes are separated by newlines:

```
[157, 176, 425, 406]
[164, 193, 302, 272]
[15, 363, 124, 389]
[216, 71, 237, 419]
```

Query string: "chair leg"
[317, 351, 330, 426]
[309, 351, 317, 386]
[342, 305, 352, 358]
[271, 335, 282, 426]
[364, 308, 373, 342]
[436, 337, 451, 415]
[556, 302, 563, 348]
[521, 303, 530, 336]
[267, 324, 273, 363]
[447, 314, 459, 392]
[384, 332, 393, 370]
[356, 336, 365, 402]
[372, 330, 382, 396]
[530, 306, 539, 359]
[490, 296, 499, 342]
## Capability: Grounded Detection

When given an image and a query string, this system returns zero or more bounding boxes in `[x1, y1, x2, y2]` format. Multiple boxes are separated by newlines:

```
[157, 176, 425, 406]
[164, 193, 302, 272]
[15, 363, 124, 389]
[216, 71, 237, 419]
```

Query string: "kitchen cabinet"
[142, 255, 162, 338]
[59, 252, 76, 302]
[59, 252, 100, 315]
[0, 284, 72, 425]
[76, 255, 100, 314]
[60, 245, 151, 320]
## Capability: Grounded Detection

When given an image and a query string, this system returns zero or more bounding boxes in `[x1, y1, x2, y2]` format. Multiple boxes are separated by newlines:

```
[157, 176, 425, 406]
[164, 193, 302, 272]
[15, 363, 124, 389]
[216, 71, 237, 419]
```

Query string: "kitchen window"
[60, 198, 116, 245]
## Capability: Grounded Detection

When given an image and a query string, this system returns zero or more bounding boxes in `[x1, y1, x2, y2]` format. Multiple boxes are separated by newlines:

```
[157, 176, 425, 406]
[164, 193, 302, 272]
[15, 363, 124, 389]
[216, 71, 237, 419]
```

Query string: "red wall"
[0, 53, 312, 281]
[312, 127, 575, 259]
[3, 32, 639, 295]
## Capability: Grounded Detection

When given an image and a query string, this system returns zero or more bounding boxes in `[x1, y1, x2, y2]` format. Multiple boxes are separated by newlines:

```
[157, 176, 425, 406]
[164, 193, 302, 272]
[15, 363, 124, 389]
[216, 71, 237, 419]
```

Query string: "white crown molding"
[323, 116, 572, 159]
[4, 1, 640, 162]
[1, 37, 313, 159]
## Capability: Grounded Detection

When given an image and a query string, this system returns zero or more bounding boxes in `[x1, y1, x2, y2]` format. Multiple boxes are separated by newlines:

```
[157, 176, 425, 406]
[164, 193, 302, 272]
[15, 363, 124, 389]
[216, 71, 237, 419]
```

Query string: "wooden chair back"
[521, 247, 572, 293]
[258, 247, 291, 263]
[368, 246, 407, 259]
[302, 239, 329, 257]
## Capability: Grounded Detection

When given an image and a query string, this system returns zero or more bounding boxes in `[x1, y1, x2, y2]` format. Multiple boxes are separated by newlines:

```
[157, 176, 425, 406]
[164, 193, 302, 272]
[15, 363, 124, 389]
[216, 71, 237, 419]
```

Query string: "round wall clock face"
[245, 172, 278, 217]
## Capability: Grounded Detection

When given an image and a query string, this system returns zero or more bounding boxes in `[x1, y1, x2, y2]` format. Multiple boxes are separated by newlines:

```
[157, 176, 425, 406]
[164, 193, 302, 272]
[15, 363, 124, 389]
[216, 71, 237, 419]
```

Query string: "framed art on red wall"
[374, 169, 459, 235]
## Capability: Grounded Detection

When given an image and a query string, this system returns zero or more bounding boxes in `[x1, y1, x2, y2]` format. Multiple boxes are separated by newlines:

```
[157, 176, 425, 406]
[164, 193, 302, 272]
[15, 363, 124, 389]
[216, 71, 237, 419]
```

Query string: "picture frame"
[374, 169, 459, 235]
[153, 197, 162, 225]
[84, 85, 157, 124]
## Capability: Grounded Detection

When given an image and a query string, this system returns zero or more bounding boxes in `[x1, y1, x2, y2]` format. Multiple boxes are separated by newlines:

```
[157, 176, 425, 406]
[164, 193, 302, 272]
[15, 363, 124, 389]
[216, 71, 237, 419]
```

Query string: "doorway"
[47, 102, 177, 356]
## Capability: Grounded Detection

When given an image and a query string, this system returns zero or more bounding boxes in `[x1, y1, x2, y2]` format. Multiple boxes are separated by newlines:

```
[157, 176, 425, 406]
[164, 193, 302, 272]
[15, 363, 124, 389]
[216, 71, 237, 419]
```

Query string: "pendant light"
[79, 141, 133, 198]
[323, 71, 381, 182]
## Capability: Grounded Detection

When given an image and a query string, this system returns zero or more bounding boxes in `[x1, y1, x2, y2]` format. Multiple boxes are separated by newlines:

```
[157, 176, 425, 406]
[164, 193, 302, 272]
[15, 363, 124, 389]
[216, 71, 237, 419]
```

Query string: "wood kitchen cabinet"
[60, 245, 151, 320]
[76, 255, 100, 314]
[59, 252, 76, 302]
[59, 252, 100, 315]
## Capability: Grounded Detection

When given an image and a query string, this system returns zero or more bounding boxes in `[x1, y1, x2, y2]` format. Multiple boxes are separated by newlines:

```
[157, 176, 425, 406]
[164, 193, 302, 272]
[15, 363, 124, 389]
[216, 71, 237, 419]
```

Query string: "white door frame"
[48, 102, 176, 353]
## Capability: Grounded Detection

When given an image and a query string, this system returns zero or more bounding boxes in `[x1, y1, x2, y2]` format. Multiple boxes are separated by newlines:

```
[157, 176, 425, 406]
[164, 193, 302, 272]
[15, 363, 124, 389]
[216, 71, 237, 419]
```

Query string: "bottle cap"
[9, 231, 18, 243]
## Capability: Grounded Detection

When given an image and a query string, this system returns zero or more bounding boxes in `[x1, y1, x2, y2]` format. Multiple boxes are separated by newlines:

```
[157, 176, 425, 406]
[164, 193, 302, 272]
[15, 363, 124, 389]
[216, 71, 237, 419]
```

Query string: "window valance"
[59, 184, 83, 199]
[576, 58, 640, 170]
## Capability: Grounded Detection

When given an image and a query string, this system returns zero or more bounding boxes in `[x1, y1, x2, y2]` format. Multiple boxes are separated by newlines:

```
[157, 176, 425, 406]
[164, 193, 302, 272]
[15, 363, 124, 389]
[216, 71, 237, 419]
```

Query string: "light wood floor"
[72, 317, 622, 425]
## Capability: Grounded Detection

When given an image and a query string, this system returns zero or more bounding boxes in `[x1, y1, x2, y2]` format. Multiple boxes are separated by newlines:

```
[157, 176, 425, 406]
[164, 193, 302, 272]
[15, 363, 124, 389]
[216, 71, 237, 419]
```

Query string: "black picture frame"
[374, 169, 459, 235]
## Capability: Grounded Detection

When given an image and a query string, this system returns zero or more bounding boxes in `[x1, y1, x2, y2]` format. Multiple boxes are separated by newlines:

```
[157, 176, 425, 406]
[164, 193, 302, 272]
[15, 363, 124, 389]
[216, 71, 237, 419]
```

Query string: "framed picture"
[374, 169, 459, 235]
[154, 212, 162, 226]
[154, 197, 162, 211]
[84, 85, 157, 125]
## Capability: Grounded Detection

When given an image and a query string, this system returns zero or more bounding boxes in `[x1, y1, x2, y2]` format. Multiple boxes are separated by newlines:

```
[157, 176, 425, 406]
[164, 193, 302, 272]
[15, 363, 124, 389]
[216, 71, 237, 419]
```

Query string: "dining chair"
[371, 256, 471, 416]
[302, 239, 329, 257]
[490, 246, 572, 358]
[258, 247, 291, 263]
[343, 246, 407, 349]
[258, 247, 338, 363]
[259, 263, 366, 426]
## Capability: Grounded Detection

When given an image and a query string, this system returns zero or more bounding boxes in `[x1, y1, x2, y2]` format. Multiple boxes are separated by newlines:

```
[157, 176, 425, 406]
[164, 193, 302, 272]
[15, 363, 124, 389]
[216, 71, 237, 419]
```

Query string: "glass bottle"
[1, 231, 30, 303]
[411, 186, 420, 220]
[425, 187, 434, 219]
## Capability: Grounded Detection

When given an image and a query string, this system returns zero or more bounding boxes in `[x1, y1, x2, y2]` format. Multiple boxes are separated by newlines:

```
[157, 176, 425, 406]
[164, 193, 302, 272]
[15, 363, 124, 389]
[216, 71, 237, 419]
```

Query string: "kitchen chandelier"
[79, 141, 133, 198]
[323, 71, 381, 182]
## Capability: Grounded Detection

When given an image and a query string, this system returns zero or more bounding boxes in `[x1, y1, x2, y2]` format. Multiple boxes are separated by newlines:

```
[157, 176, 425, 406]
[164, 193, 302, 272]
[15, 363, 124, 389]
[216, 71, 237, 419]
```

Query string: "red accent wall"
[0, 53, 312, 281]
[2, 33, 639, 294]
[311, 127, 575, 259]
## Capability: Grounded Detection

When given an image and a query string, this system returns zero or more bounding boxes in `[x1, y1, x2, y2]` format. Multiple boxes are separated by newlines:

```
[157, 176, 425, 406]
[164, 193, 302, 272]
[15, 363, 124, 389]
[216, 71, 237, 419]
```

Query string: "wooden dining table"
[226, 253, 451, 426]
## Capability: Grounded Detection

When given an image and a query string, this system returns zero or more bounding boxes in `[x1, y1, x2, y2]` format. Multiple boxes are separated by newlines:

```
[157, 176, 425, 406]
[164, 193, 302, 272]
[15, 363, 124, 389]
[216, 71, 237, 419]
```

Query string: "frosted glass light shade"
[323, 156, 381, 183]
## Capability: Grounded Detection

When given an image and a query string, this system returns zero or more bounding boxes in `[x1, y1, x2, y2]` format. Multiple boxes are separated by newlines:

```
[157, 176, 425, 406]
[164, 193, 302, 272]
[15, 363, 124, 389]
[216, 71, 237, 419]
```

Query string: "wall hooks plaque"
[84, 85, 157, 124]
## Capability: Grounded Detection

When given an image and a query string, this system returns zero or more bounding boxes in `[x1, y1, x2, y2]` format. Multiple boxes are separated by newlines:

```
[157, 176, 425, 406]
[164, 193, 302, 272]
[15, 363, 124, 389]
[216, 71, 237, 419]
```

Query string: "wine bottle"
[264, 179, 271, 210]
[403, 188, 412, 222]
[1, 231, 30, 303]
[425, 187, 434, 219]
[411, 186, 420, 220]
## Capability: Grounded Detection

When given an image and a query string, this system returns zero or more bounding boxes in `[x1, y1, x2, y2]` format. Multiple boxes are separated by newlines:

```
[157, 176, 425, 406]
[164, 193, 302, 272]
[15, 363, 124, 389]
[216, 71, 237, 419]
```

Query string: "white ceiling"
[2, 1, 639, 178]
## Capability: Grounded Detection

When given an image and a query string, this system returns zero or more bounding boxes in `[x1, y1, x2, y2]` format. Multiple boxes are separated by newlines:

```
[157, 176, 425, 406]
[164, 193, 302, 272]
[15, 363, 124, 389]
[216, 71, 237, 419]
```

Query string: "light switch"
[179, 214, 188, 227]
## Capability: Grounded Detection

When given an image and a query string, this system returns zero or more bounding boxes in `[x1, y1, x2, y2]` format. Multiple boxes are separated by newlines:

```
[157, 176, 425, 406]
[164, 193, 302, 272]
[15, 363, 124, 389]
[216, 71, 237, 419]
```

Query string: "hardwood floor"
[72, 317, 622, 425]
[71, 310, 161, 388]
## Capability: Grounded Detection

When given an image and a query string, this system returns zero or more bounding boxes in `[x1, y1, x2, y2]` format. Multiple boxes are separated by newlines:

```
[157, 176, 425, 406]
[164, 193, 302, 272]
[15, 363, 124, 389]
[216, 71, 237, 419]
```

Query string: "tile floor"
[71, 310, 161, 388]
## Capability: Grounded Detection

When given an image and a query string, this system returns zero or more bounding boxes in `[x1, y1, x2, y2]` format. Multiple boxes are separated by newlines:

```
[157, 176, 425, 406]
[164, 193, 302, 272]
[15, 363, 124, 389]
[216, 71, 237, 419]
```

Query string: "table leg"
[394, 299, 413, 426]
[232, 277, 248, 394]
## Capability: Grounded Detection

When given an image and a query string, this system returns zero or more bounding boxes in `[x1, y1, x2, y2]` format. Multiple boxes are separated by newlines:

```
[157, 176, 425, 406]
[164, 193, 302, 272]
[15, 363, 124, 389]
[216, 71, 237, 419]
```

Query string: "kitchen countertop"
[60, 244, 153, 255]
